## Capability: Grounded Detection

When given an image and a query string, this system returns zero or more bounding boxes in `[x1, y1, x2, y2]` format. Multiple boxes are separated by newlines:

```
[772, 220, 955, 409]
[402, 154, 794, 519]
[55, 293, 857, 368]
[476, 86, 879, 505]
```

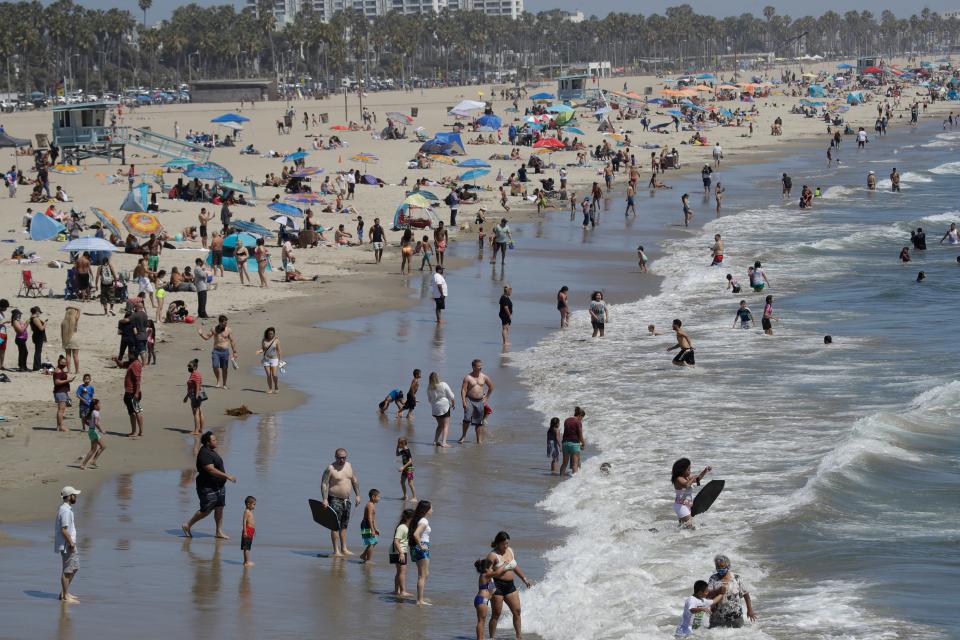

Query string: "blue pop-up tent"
[30, 213, 66, 241]
[477, 114, 502, 129]
[211, 232, 271, 273]
[420, 131, 465, 156]
[120, 182, 150, 212]
[807, 84, 826, 97]
[846, 91, 866, 105]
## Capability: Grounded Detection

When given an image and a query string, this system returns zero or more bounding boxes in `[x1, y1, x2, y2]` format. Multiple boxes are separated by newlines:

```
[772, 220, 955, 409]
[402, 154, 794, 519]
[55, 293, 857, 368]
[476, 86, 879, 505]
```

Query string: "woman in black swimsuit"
[556, 286, 570, 328]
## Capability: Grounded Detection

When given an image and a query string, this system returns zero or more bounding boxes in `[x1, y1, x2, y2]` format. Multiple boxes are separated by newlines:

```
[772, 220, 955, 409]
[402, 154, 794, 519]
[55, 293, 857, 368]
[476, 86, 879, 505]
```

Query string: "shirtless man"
[667, 318, 696, 367]
[710, 234, 724, 266]
[320, 448, 361, 556]
[890, 167, 901, 193]
[458, 359, 494, 444]
[197, 315, 238, 389]
[75, 252, 92, 301]
[209, 232, 225, 278]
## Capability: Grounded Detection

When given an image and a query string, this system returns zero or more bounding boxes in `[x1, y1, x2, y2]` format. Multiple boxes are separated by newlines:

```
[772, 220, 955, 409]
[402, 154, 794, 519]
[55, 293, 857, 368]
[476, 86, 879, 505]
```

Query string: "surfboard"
[308, 499, 341, 531]
[691, 479, 724, 517]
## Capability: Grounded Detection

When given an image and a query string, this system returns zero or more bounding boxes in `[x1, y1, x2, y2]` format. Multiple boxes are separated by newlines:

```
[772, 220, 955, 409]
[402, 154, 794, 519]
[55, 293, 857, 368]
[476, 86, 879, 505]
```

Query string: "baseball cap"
[60, 486, 81, 498]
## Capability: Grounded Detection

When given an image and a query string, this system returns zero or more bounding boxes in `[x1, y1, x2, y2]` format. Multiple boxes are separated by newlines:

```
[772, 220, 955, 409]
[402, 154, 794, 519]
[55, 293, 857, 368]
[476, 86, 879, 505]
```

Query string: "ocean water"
[515, 124, 960, 639]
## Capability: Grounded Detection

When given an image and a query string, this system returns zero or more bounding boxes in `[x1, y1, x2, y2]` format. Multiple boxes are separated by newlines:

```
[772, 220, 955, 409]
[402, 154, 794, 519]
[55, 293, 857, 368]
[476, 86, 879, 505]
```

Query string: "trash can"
[283, 114, 293, 128]
[411, 107, 418, 118]
[320, 112, 329, 124]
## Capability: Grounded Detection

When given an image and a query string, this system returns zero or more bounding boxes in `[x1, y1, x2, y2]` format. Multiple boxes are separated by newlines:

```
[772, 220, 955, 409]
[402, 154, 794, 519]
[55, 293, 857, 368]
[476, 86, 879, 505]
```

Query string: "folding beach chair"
[18, 270, 46, 297]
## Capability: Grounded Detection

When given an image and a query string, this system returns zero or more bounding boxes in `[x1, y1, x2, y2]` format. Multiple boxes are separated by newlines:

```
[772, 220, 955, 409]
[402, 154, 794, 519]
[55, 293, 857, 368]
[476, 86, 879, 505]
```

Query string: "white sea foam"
[514, 167, 951, 638]
[929, 161, 960, 175]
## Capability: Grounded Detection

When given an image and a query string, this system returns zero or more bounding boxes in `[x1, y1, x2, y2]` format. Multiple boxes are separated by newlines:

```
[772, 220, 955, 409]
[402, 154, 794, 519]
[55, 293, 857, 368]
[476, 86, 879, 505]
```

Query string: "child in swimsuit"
[473, 558, 499, 639]
[241, 496, 256, 567]
[418, 235, 433, 272]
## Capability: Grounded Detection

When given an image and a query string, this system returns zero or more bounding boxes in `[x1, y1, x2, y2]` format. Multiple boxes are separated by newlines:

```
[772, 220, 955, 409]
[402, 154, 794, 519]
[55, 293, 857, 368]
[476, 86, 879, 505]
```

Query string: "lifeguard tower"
[557, 74, 590, 102]
[52, 101, 212, 166]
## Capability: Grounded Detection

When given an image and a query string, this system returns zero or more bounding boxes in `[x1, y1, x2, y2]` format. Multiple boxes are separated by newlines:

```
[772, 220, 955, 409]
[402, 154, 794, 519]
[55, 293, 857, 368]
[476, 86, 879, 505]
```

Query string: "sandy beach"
[0, 55, 957, 638]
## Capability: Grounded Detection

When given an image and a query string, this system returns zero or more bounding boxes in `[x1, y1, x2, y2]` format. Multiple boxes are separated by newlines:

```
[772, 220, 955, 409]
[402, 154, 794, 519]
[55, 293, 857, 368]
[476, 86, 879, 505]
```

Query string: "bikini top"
[478, 576, 495, 592]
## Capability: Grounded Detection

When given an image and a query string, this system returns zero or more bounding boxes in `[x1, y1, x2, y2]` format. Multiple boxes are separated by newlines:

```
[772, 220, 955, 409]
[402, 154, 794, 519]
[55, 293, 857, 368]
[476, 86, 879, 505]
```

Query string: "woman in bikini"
[254, 238, 269, 288]
[256, 326, 282, 394]
[556, 286, 570, 328]
[400, 229, 414, 275]
[485, 531, 532, 640]
[434, 222, 448, 267]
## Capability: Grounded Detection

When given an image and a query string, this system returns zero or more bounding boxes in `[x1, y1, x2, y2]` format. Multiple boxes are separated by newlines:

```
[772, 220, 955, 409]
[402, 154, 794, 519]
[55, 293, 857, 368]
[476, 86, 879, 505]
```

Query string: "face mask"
[716, 567, 729, 577]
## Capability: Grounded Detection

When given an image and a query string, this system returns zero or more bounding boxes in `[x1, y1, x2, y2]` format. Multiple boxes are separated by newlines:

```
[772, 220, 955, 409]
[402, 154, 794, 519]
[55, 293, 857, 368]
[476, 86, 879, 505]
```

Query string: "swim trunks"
[761, 317, 772, 331]
[197, 486, 226, 512]
[211, 347, 231, 369]
[360, 519, 378, 546]
[562, 441, 581, 455]
[672, 349, 696, 365]
[464, 398, 485, 426]
[328, 496, 351, 530]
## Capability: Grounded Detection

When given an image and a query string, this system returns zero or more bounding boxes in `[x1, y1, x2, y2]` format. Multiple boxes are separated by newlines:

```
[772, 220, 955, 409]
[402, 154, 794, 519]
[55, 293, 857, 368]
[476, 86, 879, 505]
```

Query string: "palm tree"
[138, 0, 151, 27]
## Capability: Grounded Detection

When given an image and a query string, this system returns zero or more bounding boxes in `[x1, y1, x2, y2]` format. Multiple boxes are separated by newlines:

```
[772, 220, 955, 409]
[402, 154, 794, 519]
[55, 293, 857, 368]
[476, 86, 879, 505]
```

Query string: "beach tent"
[459, 159, 491, 168]
[0, 131, 31, 149]
[530, 92, 555, 100]
[30, 213, 66, 241]
[120, 182, 150, 212]
[846, 91, 866, 105]
[420, 132, 465, 156]
[448, 100, 485, 117]
[214, 232, 270, 272]
[552, 110, 575, 126]
[807, 84, 826, 97]
[393, 203, 441, 230]
[211, 113, 250, 124]
[477, 114, 502, 129]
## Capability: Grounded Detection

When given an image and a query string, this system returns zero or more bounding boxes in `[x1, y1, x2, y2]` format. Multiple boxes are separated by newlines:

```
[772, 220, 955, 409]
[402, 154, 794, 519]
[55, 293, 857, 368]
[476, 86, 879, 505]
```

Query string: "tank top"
[675, 485, 694, 506]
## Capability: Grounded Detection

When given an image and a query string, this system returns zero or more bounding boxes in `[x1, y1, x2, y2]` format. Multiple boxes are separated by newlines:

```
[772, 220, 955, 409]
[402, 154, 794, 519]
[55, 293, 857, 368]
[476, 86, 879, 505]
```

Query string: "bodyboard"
[691, 479, 724, 517]
[309, 499, 341, 531]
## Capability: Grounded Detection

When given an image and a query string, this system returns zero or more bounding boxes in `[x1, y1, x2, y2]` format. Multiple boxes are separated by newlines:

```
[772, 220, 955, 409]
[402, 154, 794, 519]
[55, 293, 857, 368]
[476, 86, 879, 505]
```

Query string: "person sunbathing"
[284, 257, 319, 282]
[335, 224, 359, 246]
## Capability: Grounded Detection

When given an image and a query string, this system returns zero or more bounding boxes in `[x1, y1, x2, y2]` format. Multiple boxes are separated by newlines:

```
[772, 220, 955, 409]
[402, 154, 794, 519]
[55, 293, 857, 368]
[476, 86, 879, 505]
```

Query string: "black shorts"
[500, 314, 511, 326]
[402, 396, 417, 411]
[123, 392, 142, 415]
[240, 536, 253, 551]
[211, 251, 223, 266]
[434, 296, 445, 311]
[591, 320, 604, 330]
[77, 273, 91, 290]
[493, 578, 517, 597]
[197, 486, 226, 512]
[731, 285, 741, 294]
[761, 317, 772, 331]
[673, 349, 695, 365]
[328, 496, 351, 530]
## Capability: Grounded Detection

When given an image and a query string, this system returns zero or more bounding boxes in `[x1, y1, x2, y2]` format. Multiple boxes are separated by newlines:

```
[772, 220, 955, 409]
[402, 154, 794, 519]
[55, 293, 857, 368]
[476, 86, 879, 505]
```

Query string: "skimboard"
[309, 499, 341, 531]
[691, 479, 724, 517]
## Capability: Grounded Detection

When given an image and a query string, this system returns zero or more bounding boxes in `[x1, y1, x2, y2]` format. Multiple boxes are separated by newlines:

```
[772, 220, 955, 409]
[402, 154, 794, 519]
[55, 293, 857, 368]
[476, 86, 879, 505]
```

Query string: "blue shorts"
[412, 542, 430, 561]
[562, 441, 581, 455]
[211, 348, 231, 369]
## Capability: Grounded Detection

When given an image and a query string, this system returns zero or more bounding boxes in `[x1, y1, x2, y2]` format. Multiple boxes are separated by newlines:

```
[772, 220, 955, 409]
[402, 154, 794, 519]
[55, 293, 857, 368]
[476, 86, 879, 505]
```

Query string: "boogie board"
[308, 499, 341, 531]
[691, 479, 725, 517]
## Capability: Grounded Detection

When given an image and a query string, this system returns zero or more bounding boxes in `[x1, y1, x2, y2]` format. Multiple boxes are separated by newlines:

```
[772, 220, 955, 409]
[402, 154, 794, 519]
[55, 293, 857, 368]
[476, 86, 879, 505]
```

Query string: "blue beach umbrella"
[477, 114, 502, 129]
[284, 151, 309, 162]
[696, 73, 715, 79]
[229, 220, 274, 237]
[546, 104, 573, 113]
[459, 159, 491, 168]
[406, 189, 440, 201]
[836, 63, 853, 69]
[211, 112, 250, 123]
[163, 157, 194, 169]
[292, 167, 324, 178]
[531, 92, 555, 100]
[563, 127, 585, 135]
[458, 168, 490, 181]
[185, 162, 233, 182]
[218, 180, 248, 193]
[268, 202, 304, 217]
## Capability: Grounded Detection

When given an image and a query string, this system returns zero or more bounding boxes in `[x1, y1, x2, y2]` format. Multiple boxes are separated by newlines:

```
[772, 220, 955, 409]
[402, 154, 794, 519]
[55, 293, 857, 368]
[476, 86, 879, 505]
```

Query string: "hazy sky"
[59, 0, 959, 21]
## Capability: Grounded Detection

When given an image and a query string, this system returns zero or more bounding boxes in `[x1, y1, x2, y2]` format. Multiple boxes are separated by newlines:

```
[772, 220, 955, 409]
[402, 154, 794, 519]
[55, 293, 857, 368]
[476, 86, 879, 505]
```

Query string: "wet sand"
[0, 196, 671, 638]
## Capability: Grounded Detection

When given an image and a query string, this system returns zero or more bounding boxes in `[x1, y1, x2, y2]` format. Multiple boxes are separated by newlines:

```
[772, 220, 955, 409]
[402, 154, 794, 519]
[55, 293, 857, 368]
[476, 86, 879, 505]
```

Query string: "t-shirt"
[498, 295, 513, 320]
[188, 370, 202, 396]
[430, 273, 447, 299]
[493, 224, 511, 244]
[416, 517, 431, 544]
[736, 307, 752, 323]
[676, 596, 713, 635]
[782, 176, 792, 189]
[562, 417, 583, 443]
[123, 360, 143, 394]
[53, 369, 70, 394]
[370, 224, 385, 242]
[194, 266, 208, 292]
[388, 388, 403, 401]
[130, 309, 148, 341]
[397, 447, 413, 471]
[119, 317, 135, 340]
[196, 445, 226, 491]
[55, 503, 76, 553]
[394, 523, 409, 554]
[76, 383, 94, 407]
[589, 300, 606, 323]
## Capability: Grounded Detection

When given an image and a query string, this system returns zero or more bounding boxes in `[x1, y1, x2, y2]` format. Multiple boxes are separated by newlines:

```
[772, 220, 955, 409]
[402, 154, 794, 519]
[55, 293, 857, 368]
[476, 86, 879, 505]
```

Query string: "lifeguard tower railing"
[114, 128, 211, 165]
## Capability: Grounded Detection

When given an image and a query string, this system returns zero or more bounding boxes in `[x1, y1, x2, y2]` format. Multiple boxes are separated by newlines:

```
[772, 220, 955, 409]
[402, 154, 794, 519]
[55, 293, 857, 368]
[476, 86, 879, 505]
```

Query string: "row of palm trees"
[1, 0, 958, 95]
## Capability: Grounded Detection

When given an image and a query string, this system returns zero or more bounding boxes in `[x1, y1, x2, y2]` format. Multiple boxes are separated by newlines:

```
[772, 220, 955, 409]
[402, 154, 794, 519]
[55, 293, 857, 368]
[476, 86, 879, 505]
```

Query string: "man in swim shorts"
[459, 359, 494, 444]
[668, 319, 696, 366]
[710, 234, 724, 266]
[321, 448, 361, 556]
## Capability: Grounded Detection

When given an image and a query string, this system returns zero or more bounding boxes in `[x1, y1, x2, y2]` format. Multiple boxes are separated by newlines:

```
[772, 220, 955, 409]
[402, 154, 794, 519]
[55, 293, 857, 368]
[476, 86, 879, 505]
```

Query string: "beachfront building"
[250, 0, 522, 23]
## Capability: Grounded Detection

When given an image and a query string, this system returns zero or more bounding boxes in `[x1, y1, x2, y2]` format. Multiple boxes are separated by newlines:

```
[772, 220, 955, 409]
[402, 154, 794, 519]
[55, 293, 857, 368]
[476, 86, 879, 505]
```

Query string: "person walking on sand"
[182, 431, 236, 539]
[198, 315, 237, 390]
[184, 359, 205, 436]
[370, 217, 386, 264]
[396, 437, 417, 501]
[59, 306, 80, 373]
[198, 208, 214, 249]
[256, 327, 282, 394]
[428, 371, 456, 447]
[486, 531, 533, 640]
[491, 218, 513, 265]
[194, 258, 210, 319]
[714, 182, 725, 214]
[459, 359, 494, 445]
[559, 407, 586, 476]
[431, 266, 448, 324]
[359, 489, 381, 563]
[56, 486, 81, 602]
[96, 255, 117, 316]
[667, 318, 696, 367]
[79, 398, 106, 469]
[115, 354, 145, 438]
[408, 500, 433, 606]
[321, 448, 361, 556]
[254, 238, 270, 288]
[499, 286, 513, 345]
[625, 182, 636, 217]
